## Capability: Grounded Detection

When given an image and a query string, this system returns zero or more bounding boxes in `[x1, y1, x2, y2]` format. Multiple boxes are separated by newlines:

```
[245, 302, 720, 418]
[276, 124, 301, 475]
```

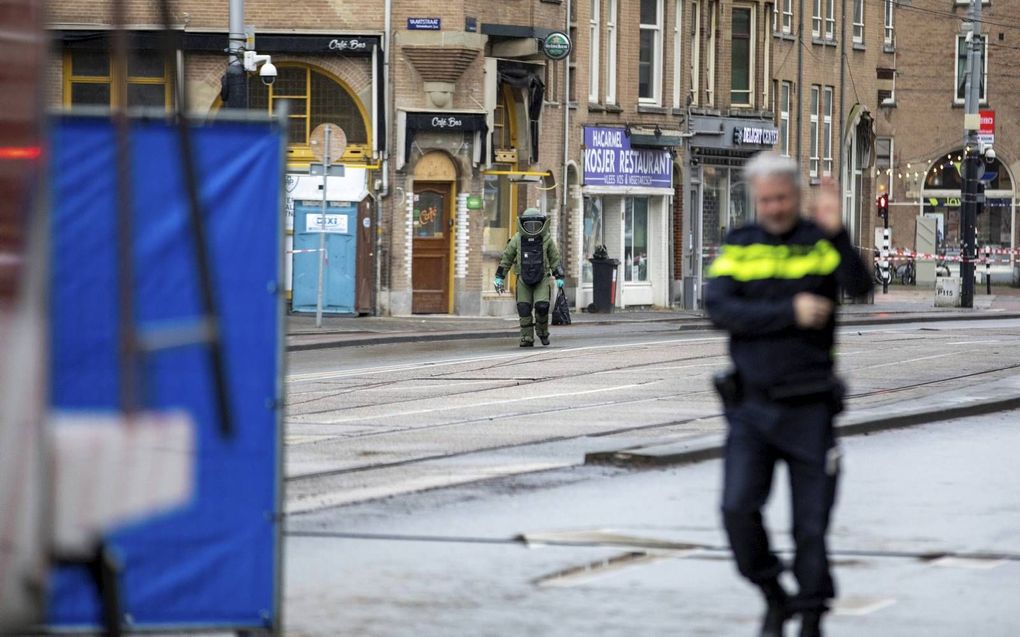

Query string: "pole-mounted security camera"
[243, 50, 277, 86]
[983, 146, 996, 163]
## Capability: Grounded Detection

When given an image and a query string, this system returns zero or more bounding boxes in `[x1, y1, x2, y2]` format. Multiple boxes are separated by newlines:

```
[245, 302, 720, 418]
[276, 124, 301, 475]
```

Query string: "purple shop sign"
[583, 126, 672, 189]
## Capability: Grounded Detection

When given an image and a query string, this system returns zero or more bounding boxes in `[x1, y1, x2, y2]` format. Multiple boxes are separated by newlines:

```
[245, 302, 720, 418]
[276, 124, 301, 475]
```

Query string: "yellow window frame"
[256, 63, 372, 167]
[62, 50, 171, 110]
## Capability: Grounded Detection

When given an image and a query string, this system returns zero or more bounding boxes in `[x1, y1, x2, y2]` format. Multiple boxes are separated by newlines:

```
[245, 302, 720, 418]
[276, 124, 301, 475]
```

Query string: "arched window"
[248, 64, 370, 163]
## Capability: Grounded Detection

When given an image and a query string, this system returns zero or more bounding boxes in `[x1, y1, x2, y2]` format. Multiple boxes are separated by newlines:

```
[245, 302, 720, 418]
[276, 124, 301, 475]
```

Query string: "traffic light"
[876, 193, 889, 220]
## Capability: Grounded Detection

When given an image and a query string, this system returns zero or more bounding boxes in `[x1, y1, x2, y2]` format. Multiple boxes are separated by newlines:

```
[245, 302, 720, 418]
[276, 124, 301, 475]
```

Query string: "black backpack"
[519, 235, 546, 286]
[551, 288, 572, 325]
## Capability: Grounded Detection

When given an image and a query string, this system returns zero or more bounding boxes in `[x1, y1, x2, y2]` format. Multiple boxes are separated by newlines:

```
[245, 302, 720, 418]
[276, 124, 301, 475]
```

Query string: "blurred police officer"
[706, 152, 872, 637]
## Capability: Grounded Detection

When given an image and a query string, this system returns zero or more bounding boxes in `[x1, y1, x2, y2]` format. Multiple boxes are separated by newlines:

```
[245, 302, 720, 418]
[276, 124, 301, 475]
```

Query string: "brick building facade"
[47, 0, 917, 315]
[880, 0, 1019, 273]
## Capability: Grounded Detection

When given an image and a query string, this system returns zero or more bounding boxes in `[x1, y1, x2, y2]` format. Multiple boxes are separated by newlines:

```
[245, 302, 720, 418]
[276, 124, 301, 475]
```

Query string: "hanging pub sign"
[583, 126, 672, 189]
[542, 31, 572, 60]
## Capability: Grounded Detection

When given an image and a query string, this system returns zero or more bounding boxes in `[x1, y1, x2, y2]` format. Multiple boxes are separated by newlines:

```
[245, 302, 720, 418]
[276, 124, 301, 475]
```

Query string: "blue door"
[292, 201, 357, 314]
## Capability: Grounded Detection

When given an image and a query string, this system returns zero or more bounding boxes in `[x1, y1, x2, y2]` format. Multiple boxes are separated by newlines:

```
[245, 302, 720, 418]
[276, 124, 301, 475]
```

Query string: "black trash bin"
[588, 257, 620, 313]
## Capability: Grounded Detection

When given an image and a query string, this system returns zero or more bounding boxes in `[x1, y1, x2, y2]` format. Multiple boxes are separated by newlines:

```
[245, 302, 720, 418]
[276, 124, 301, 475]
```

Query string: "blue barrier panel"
[47, 115, 283, 630]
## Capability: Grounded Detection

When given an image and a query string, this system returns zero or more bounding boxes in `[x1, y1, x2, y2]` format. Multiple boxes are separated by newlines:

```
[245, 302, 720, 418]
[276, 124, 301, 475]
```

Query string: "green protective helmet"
[518, 208, 549, 237]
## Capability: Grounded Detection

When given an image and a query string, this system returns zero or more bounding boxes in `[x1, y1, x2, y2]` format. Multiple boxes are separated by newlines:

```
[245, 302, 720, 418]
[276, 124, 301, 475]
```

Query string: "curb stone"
[584, 393, 1020, 468]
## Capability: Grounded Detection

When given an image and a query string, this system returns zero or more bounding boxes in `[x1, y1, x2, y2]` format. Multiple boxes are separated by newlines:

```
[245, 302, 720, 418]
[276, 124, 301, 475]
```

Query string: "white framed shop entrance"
[580, 184, 672, 308]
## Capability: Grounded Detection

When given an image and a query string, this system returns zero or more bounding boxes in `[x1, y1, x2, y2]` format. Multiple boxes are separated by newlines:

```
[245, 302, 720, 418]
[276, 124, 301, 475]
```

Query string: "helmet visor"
[522, 218, 545, 234]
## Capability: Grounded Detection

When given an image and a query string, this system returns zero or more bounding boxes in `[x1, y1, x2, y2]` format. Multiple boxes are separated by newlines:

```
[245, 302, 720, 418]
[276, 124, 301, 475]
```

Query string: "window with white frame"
[606, 0, 618, 104]
[673, 0, 683, 108]
[825, 0, 835, 39]
[781, 0, 793, 34]
[809, 85, 819, 177]
[731, 5, 755, 107]
[639, 0, 664, 103]
[884, 0, 894, 46]
[589, 0, 600, 102]
[852, 0, 864, 44]
[812, 0, 821, 38]
[707, 1, 717, 105]
[691, 0, 701, 104]
[822, 86, 833, 174]
[955, 34, 987, 103]
[763, 6, 771, 107]
[779, 81, 791, 156]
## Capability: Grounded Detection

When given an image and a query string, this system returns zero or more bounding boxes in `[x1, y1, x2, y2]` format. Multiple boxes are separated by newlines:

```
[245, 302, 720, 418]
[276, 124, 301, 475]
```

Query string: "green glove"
[556, 278, 565, 288]
[494, 277, 505, 292]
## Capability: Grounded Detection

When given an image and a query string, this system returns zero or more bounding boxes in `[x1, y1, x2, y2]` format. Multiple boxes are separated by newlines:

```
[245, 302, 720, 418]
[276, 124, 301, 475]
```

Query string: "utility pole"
[960, 0, 983, 307]
[224, 0, 247, 108]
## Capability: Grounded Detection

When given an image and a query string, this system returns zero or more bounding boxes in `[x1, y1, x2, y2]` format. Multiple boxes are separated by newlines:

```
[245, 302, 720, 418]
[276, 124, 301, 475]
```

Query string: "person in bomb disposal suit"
[706, 153, 872, 637]
[495, 209, 565, 347]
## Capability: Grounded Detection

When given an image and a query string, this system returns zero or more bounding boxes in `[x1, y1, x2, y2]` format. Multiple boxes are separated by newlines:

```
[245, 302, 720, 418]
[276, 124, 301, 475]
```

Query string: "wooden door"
[412, 182, 452, 313]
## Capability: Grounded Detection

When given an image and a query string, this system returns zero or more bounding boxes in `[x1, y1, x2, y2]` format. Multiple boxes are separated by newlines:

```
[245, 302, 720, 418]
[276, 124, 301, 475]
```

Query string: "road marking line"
[832, 596, 897, 617]
[930, 556, 1007, 570]
[860, 352, 956, 370]
[288, 336, 727, 383]
[946, 340, 1002, 345]
[319, 383, 646, 424]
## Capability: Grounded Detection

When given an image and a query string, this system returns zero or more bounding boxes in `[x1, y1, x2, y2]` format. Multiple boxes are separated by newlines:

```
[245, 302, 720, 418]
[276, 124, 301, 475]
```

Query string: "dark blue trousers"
[721, 399, 839, 612]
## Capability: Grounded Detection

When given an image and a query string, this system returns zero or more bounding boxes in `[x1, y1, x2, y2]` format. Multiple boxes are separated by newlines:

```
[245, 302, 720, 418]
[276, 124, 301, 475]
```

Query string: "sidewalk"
[286, 286, 1020, 351]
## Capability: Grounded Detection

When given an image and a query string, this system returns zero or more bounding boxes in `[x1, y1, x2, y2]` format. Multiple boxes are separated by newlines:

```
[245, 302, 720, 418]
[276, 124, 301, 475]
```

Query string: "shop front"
[579, 126, 673, 309]
[681, 116, 778, 309]
[920, 151, 1016, 256]
[396, 109, 488, 315]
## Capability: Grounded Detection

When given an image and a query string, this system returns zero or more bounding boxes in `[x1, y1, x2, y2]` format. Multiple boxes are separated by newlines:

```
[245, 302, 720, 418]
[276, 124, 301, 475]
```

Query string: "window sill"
[637, 104, 668, 114]
[812, 38, 837, 47]
[773, 31, 795, 42]
[950, 101, 988, 108]
[883, 44, 896, 54]
[588, 102, 605, 112]
[852, 42, 866, 51]
[604, 104, 624, 113]
[880, 101, 896, 108]
[670, 108, 687, 117]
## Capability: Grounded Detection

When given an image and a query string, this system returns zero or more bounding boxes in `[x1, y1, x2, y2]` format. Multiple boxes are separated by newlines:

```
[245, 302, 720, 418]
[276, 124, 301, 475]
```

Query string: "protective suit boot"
[520, 339, 534, 348]
[539, 334, 550, 346]
[759, 580, 790, 637]
[798, 611, 824, 637]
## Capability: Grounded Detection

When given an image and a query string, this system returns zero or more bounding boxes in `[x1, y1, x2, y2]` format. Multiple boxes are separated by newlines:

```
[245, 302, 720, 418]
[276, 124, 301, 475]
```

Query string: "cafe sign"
[583, 126, 672, 189]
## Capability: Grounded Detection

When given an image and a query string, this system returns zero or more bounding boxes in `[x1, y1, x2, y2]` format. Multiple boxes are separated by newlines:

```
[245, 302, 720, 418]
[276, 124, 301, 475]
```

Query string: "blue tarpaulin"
[47, 115, 283, 630]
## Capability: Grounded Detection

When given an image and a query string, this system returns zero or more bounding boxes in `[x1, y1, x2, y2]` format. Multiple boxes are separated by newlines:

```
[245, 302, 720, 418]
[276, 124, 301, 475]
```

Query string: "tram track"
[285, 361, 1020, 486]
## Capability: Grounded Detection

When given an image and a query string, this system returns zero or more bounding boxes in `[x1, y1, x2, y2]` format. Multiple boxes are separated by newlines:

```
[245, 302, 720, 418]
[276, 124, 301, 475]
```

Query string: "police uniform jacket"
[705, 220, 873, 392]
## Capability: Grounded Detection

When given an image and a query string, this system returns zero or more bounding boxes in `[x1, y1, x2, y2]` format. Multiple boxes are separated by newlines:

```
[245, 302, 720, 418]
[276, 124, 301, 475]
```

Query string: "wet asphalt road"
[284, 411, 1020, 637]
[283, 318, 1020, 512]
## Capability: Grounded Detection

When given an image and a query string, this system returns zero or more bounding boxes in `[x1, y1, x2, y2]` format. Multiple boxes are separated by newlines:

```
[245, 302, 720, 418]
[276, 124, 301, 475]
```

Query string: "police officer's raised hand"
[793, 292, 835, 329]
[811, 177, 844, 237]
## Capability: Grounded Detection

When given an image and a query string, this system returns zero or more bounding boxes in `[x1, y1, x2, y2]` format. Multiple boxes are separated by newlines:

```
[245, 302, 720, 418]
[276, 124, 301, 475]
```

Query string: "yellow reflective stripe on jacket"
[708, 239, 841, 281]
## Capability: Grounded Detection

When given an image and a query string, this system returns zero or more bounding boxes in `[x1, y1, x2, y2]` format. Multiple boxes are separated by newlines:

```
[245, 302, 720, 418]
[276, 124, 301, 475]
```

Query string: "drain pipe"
[795, 0, 804, 164]
[378, 0, 392, 316]
[838, 0, 846, 185]
[562, 0, 572, 280]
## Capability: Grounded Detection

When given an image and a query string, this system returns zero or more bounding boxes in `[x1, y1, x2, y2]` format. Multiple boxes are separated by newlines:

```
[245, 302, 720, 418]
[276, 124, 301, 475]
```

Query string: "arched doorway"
[921, 150, 1015, 253]
[412, 151, 458, 314]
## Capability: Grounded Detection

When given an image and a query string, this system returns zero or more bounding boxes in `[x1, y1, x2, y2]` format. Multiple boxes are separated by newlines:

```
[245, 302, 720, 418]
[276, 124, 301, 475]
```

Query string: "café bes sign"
[583, 126, 672, 189]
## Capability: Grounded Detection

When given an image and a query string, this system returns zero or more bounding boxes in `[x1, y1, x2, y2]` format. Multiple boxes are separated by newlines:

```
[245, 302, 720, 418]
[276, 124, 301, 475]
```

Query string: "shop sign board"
[542, 32, 572, 60]
[306, 213, 350, 234]
[731, 125, 779, 147]
[583, 126, 672, 189]
[978, 110, 995, 146]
